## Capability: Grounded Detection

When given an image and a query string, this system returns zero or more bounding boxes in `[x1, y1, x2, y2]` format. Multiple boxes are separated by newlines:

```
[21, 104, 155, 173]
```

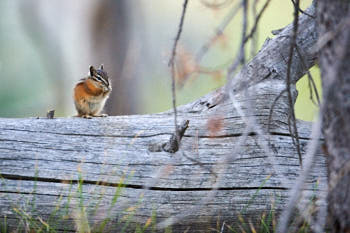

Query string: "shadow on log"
[0, 5, 326, 233]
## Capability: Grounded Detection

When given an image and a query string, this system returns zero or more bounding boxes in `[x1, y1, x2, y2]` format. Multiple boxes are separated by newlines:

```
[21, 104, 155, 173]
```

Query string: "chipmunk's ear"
[90, 66, 97, 76]
[99, 64, 104, 70]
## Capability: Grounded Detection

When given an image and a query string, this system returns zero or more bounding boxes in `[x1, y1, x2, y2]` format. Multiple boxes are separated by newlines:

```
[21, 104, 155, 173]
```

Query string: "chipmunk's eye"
[95, 74, 103, 80]
[94, 74, 109, 87]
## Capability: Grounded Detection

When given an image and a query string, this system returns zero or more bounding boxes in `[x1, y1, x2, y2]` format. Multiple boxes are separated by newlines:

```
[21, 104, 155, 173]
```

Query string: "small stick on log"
[148, 120, 189, 153]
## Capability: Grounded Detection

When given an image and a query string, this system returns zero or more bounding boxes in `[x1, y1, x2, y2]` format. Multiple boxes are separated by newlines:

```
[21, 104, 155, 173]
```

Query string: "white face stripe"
[93, 74, 109, 87]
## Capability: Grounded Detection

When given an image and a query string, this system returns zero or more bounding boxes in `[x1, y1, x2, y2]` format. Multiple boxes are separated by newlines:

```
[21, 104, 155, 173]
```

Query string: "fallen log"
[0, 4, 325, 232]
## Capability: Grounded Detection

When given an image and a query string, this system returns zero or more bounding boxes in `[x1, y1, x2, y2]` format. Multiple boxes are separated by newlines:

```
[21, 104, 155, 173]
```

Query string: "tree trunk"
[91, 0, 139, 115]
[317, 1, 350, 232]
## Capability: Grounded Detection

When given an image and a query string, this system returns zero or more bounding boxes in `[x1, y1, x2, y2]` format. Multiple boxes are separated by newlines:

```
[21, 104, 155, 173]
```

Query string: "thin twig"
[288, 114, 296, 145]
[240, 0, 248, 65]
[169, 0, 190, 140]
[176, 2, 241, 86]
[201, 0, 233, 10]
[228, 0, 271, 79]
[244, 0, 272, 44]
[182, 152, 218, 179]
[285, 0, 302, 166]
[196, 2, 242, 62]
[276, 115, 322, 233]
[295, 44, 320, 106]
[290, 0, 315, 18]
[267, 89, 287, 135]
[226, 0, 248, 79]
[250, 0, 259, 58]
[230, 93, 290, 188]
[276, 2, 319, 232]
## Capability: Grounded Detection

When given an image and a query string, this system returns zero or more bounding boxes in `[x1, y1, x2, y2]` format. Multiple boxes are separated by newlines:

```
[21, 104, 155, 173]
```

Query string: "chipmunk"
[73, 65, 112, 118]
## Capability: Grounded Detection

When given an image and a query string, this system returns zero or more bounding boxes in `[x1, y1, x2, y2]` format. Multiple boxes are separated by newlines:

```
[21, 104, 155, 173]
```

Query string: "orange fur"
[84, 79, 103, 96]
[73, 78, 110, 118]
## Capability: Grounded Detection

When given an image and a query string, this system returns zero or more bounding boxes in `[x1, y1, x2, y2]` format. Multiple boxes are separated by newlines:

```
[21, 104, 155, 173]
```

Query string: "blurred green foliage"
[0, 1, 51, 117]
[295, 66, 322, 121]
[142, 0, 319, 121]
[0, 0, 319, 121]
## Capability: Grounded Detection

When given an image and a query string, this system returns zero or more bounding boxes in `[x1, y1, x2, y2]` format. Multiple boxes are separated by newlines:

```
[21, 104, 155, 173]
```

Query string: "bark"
[0, 4, 325, 232]
[317, 1, 350, 232]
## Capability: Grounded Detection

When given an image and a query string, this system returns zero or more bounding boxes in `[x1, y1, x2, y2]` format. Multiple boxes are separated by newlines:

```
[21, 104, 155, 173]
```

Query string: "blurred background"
[0, 0, 319, 120]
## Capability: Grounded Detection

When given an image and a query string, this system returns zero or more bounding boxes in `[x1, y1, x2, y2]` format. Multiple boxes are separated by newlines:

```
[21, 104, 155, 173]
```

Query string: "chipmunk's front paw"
[98, 113, 108, 117]
[82, 115, 93, 119]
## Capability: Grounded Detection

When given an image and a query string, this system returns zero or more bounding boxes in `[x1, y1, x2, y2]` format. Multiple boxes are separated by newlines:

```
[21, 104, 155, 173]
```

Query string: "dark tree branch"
[318, 1, 350, 231]
[285, 0, 302, 167]
[169, 0, 190, 142]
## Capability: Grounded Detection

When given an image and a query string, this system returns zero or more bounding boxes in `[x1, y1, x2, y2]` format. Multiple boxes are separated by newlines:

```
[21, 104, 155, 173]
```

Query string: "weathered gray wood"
[0, 4, 324, 232]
